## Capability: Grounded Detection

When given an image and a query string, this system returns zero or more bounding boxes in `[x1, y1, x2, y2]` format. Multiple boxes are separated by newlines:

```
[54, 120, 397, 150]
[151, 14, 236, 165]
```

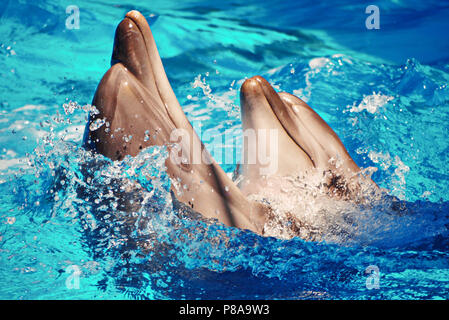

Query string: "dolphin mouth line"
[253, 76, 316, 168]
[271, 101, 318, 168]
[274, 111, 316, 168]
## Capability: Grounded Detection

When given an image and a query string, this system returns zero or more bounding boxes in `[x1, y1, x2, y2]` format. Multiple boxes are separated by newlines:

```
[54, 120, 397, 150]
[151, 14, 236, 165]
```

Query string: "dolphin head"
[111, 13, 153, 87]
[239, 76, 314, 178]
[239, 76, 369, 196]
[110, 11, 182, 116]
[83, 11, 268, 233]
[85, 10, 189, 160]
[110, 12, 159, 94]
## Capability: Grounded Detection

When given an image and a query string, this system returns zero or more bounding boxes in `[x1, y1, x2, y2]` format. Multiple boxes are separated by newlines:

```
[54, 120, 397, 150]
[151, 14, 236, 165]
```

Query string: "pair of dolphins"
[83, 11, 376, 237]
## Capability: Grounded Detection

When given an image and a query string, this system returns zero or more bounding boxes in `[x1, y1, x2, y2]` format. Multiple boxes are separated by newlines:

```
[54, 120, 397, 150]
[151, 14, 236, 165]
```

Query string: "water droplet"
[6, 217, 16, 225]
[89, 118, 106, 131]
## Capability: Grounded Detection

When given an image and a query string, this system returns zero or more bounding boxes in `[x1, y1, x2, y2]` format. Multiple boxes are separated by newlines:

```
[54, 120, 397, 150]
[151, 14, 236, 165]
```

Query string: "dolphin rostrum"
[238, 76, 377, 198]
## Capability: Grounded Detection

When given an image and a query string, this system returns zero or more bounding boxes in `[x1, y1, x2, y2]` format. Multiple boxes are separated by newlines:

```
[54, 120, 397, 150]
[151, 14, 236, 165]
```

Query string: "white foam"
[13, 104, 47, 112]
[308, 57, 330, 69]
[247, 171, 381, 243]
[0, 158, 26, 171]
[368, 150, 409, 200]
[349, 93, 393, 114]
[292, 57, 332, 102]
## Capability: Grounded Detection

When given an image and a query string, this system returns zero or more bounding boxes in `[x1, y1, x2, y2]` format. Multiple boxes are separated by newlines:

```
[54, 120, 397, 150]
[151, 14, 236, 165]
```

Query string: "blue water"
[1, 0, 449, 299]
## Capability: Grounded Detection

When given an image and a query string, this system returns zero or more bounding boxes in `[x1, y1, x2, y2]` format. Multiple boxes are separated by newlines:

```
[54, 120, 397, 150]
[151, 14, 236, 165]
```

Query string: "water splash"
[1, 0, 449, 300]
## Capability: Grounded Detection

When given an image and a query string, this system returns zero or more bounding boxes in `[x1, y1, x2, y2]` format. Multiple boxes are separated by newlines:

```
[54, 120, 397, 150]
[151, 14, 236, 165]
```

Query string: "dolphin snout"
[240, 77, 261, 109]
[240, 76, 265, 96]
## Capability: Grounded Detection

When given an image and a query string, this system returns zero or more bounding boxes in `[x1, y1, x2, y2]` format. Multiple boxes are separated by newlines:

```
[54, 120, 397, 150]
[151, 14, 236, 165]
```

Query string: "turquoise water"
[1, 0, 449, 299]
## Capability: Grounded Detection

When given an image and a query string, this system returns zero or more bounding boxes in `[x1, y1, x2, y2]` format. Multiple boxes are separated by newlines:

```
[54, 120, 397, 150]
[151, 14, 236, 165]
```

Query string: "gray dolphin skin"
[84, 10, 376, 238]
[239, 76, 377, 198]
[84, 11, 268, 234]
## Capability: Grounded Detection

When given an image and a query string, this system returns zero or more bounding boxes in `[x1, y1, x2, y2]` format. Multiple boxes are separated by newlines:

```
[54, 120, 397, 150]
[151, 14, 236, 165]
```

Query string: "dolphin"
[238, 76, 377, 198]
[83, 11, 268, 234]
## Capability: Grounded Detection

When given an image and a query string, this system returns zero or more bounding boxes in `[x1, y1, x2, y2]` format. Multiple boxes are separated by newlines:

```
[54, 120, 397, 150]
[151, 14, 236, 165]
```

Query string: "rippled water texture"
[1, 0, 449, 299]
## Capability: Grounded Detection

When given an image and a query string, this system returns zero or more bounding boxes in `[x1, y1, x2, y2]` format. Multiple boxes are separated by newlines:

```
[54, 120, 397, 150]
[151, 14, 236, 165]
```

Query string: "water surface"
[1, 0, 449, 299]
